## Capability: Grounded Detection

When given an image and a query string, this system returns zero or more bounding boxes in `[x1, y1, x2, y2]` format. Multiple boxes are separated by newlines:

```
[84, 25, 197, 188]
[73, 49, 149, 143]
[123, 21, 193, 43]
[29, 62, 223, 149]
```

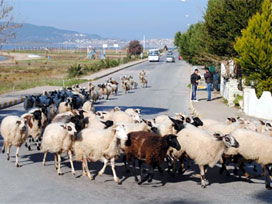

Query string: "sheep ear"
[61, 125, 66, 129]
[213, 132, 223, 140]
[227, 117, 232, 121]
[16, 120, 21, 125]
[266, 123, 271, 127]
[260, 120, 265, 125]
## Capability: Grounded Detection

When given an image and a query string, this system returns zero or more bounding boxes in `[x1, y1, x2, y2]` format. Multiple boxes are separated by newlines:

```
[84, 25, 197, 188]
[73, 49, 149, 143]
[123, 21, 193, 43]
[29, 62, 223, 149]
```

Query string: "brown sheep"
[124, 131, 180, 184]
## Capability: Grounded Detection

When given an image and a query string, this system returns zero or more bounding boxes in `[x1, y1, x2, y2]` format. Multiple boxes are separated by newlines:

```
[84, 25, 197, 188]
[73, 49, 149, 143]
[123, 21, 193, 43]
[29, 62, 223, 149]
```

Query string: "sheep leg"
[54, 153, 58, 170]
[82, 161, 87, 176]
[15, 147, 21, 167]
[83, 157, 93, 181]
[35, 139, 41, 151]
[199, 165, 207, 188]
[123, 155, 130, 173]
[264, 165, 272, 189]
[131, 160, 139, 182]
[57, 154, 63, 175]
[43, 151, 48, 166]
[110, 158, 120, 183]
[178, 154, 187, 175]
[138, 162, 148, 185]
[7, 144, 11, 161]
[147, 167, 154, 183]
[1, 141, 5, 153]
[98, 157, 108, 176]
[68, 150, 76, 176]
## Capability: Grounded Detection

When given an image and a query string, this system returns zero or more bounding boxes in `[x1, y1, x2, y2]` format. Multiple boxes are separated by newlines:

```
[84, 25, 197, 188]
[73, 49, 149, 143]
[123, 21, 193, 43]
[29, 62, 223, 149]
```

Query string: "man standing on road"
[191, 68, 201, 102]
[204, 67, 213, 101]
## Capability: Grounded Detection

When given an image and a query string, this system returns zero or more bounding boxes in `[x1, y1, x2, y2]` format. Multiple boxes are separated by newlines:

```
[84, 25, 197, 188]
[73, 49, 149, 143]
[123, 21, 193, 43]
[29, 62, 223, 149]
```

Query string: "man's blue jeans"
[207, 83, 212, 101]
[191, 84, 197, 100]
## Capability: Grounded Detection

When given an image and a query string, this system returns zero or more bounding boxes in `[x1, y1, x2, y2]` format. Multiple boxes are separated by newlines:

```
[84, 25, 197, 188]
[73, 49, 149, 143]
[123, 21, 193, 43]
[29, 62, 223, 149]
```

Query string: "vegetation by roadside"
[0, 48, 146, 94]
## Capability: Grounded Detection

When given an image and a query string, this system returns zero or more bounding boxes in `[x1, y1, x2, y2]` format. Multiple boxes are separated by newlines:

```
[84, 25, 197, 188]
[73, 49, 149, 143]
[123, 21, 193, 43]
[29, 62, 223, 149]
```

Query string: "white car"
[166, 55, 175, 63]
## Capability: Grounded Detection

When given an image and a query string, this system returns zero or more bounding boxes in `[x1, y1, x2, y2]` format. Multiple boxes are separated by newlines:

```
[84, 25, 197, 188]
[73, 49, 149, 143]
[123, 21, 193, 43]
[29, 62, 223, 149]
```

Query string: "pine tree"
[203, 0, 262, 58]
[234, 0, 272, 97]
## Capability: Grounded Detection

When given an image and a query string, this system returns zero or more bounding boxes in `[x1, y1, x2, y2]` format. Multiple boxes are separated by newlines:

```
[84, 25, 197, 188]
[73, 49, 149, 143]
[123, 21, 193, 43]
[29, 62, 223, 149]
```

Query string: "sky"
[10, 0, 209, 40]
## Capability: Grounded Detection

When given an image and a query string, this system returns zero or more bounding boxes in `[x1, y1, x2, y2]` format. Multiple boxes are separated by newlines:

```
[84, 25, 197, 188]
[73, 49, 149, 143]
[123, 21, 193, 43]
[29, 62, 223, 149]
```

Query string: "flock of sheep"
[1, 70, 272, 190]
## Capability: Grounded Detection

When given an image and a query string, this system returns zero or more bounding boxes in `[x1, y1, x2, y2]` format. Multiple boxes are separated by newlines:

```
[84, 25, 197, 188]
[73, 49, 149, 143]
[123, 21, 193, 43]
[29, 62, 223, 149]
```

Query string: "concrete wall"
[243, 87, 272, 120]
[220, 61, 242, 107]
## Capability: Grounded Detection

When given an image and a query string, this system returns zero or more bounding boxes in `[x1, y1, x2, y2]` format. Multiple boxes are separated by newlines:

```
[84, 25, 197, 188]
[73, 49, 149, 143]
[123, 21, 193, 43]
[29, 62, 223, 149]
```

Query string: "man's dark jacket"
[204, 71, 213, 84]
[191, 73, 201, 85]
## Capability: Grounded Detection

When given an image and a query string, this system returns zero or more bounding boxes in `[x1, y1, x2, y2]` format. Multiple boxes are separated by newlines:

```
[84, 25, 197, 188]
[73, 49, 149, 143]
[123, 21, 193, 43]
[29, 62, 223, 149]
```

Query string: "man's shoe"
[193, 100, 198, 102]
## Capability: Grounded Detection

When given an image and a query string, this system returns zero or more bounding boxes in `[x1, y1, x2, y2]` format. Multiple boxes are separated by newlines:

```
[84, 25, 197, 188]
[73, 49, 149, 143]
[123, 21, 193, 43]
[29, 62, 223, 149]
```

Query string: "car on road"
[148, 49, 160, 62]
[166, 54, 175, 63]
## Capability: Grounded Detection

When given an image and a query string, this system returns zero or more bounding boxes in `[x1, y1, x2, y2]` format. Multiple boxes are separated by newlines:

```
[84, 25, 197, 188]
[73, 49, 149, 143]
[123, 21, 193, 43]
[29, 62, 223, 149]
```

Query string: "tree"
[0, 0, 20, 48]
[174, 31, 181, 47]
[234, 0, 272, 97]
[178, 23, 213, 65]
[127, 40, 143, 56]
[203, 0, 262, 58]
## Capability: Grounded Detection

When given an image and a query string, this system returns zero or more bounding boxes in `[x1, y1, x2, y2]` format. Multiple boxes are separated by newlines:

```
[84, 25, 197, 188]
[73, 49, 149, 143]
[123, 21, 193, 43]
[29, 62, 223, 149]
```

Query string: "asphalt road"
[0, 55, 271, 204]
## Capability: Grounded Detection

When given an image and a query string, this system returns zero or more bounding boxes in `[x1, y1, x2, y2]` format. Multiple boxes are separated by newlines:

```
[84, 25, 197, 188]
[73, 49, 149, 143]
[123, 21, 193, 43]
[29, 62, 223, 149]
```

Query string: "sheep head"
[165, 134, 181, 151]
[114, 125, 127, 141]
[213, 132, 239, 148]
[17, 119, 28, 134]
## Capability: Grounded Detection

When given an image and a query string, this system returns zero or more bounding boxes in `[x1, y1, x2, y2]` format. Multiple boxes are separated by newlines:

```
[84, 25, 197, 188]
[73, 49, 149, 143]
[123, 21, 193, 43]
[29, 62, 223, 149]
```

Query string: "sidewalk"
[0, 58, 147, 109]
[191, 90, 250, 122]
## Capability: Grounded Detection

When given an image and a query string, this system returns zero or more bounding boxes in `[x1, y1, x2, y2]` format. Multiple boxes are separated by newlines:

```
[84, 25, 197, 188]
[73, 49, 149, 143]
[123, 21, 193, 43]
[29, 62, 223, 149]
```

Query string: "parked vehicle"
[166, 55, 175, 63]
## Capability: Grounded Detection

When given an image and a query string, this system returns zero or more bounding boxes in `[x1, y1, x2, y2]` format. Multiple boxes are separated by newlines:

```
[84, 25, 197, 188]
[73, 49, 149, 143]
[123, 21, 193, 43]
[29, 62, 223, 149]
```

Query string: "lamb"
[173, 126, 239, 188]
[72, 125, 128, 183]
[82, 100, 94, 112]
[124, 131, 181, 184]
[1, 115, 28, 167]
[42, 122, 77, 176]
[225, 129, 272, 189]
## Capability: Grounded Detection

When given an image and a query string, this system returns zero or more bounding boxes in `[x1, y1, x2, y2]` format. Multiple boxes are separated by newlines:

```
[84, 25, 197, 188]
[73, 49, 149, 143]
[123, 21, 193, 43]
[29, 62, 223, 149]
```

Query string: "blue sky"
[12, 0, 208, 40]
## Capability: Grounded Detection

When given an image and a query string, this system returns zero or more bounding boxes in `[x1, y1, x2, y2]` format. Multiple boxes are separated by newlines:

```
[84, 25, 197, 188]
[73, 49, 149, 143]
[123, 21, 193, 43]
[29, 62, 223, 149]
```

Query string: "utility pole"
[143, 35, 146, 51]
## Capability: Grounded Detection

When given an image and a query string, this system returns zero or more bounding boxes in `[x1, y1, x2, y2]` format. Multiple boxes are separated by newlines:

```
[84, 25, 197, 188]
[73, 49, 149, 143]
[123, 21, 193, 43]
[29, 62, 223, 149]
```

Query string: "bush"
[68, 64, 83, 78]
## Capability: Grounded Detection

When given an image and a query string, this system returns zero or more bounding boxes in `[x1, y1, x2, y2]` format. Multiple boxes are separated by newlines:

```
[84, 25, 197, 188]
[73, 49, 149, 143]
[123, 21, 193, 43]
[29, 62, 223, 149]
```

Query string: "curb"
[82, 58, 148, 81]
[0, 97, 25, 110]
[0, 59, 148, 110]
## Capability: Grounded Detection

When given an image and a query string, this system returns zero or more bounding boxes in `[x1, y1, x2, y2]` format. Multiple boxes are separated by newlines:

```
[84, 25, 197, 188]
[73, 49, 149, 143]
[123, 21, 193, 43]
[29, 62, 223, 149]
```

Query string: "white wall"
[243, 87, 272, 120]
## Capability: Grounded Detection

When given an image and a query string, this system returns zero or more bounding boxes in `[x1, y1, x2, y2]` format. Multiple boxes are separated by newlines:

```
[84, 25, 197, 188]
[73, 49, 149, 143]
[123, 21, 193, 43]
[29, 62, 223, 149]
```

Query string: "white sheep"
[58, 100, 72, 114]
[99, 84, 112, 100]
[89, 86, 101, 102]
[1, 115, 28, 167]
[226, 128, 272, 189]
[82, 100, 94, 112]
[122, 80, 131, 94]
[124, 108, 141, 123]
[103, 110, 135, 124]
[173, 126, 239, 188]
[72, 125, 127, 183]
[42, 122, 77, 176]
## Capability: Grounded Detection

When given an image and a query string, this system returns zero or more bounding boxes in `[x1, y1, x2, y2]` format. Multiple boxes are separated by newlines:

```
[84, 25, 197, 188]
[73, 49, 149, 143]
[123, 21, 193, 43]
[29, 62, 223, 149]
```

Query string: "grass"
[0, 49, 143, 94]
[233, 95, 243, 108]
